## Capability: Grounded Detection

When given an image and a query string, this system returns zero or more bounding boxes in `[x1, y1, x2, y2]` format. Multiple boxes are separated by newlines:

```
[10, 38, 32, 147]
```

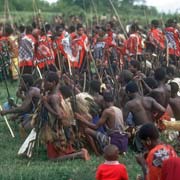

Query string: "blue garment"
[92, 115, 105, 133]
[3, 102, 11, 110]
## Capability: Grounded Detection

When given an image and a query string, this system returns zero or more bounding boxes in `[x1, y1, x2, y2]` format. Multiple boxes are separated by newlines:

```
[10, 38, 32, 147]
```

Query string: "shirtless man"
[123, 81, 165, 152]
[0, 74, 40, 129]
[149, 68, 171, 108]
[75, 92, 128, 155]
[124, 81, 165, 126]
[169, 82, 180, 120]
[89, 80, 104, 109]
[42, 71, 90, 161]
[118, 70, 133, 107]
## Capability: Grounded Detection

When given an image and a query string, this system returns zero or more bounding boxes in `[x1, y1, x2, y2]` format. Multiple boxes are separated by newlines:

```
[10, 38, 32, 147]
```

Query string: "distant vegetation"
[0, 0, 179, 25]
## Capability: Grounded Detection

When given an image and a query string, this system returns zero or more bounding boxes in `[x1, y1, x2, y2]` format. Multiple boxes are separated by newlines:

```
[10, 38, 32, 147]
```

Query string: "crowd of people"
[1, 15, 180, 179]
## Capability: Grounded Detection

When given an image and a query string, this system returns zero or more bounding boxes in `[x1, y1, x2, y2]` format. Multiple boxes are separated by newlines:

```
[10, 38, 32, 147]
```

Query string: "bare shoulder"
[29, 87, 40, 95]
[144, 96, 154, 101]
[103, 107, 114, 116]
[48, 94, 60, 104]
[125, 99, 136, 108]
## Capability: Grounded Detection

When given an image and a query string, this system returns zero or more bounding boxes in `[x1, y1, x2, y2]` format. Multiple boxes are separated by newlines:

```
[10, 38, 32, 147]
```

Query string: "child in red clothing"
[96, 144, 128, 180]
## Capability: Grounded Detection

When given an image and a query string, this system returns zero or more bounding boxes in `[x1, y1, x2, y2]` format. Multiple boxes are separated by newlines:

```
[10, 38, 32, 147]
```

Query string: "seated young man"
[41, 71, 90, 161]
[75, 91, 128, 156]
[124, 81, 166, 152]
[0, 74, 40, 131]
[136, 123, 177, 180]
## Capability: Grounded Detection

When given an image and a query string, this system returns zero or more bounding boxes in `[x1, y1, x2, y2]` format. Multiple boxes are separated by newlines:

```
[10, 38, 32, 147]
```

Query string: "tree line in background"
[0, 0, 157, 15]
[0, 0, 178, 25]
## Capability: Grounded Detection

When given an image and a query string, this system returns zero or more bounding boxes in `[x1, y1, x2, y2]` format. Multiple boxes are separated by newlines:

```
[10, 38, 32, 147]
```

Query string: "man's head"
[106, 21, 113, 31]
[166, 19, 177, 28]
[103, 91, 114, 108]
[3, 24, 13, 36]
[139, 123, 159, 150]
[55, 24, 64, 36]
[154, 68, 166, 82]
[77, 24, 84, 36]
[144, 77, 158, 89]
[20, 74, 34, 91]
[44, 71, 59, 91]
[130, 23, 139, 33]
[129, 60, 140, 74]
[151, 19, 159, 28]
[90, 80, 101, 93]
[19, 24, 25, 34]
[98, 26, 106, 37]
[169, 82, 179, 97]
[59, 85, 73, 99]
[125, 81, 138, 98]
[119, 70, 133, 85]
[166, 65, 176, 79]
[103, 144, 119, 161]
[26, 26, 33, 34]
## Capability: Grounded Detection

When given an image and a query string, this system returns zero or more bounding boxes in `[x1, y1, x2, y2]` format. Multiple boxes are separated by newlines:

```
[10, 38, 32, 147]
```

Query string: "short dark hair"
[130, 23, 139, 32]
[154, 68, 166, 81]
[120, 70, 133, 84]
[22, 74, 34, 87]
[130, 60, 140, 70]
[125, 81, 138, 93]
[166, 66, 176, 77]
[19, 24, 25, 33]
[55, 24, 64, 31]
[90, 80, 101, 93]
[77, 24, 83, 30]
[4, 24, 13, 36]
[103, 91, 114, 102]
[26, 26, 33, 34]
[139, 123, 159, 141]
[169, 82, 179, 94]
[45, 71, 59, 85]
[60, 85, 73, 99]
[144, 77, 158, 89]
[151, 20, 159, 27]
[107, 21, 114, 28]
[69, 25, 75, 33]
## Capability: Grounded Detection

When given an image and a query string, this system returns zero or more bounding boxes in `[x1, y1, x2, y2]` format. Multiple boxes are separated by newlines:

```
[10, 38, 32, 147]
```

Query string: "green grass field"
[0, 81, 141, 180]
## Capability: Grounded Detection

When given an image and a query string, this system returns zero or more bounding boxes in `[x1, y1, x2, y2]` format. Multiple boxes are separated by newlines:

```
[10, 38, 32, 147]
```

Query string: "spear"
[0, 105, 15, 138]
[108, 0, 128, 39]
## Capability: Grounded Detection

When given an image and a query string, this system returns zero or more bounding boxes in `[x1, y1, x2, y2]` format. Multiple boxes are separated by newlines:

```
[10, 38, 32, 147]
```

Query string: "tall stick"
[0, 105, 15, 138]
[108, 0, 128, 38]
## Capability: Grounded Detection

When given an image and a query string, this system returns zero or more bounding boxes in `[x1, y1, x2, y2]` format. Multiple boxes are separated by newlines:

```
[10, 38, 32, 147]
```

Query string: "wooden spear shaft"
[0, 105, 15, 138]
[108, 0, 128, 39]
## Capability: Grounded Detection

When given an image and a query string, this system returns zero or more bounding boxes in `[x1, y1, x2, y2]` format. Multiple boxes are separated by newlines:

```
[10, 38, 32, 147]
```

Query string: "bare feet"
[81, 148, 90, 161]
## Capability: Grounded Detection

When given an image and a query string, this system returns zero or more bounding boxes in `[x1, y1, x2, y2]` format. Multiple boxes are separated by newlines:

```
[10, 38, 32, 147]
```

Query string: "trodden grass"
[0, 81, 141, 180]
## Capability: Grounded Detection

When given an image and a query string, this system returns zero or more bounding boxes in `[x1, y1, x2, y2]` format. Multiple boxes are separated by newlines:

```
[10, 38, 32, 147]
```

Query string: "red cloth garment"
[70, 33, 89, 69]
[35, 35, 55, 69]
[145, 144, 177, 180]
[47, 142, 75, 159]
[125, 32, 143, 56]
[148, 28, 165, 50]
[157, 111, 171, 131]
[161, 157, 180, 180]
[164, 27, 180, 56]
[104, 31, 117, 48]
[96, 161, 128, 180]
[53, 30, 68, 58]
